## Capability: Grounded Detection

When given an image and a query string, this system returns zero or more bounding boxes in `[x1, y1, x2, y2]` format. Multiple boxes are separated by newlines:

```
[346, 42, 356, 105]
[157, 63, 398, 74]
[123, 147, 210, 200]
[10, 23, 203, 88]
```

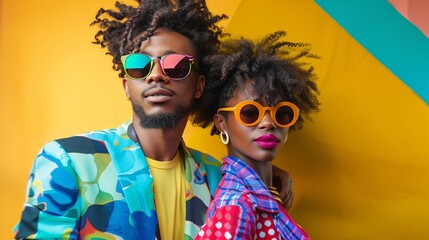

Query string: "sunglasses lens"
[163, 54, 192, 79]
[239, 104, 260, 125]
[276, 105, 295, 125]
[124, 54, 152, 79]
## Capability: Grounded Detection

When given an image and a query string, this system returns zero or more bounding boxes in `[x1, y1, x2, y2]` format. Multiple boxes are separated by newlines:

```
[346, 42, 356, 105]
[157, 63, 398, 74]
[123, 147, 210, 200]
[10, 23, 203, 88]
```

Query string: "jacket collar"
[222, 156, 281, 214]
[98, 121, 212, 239]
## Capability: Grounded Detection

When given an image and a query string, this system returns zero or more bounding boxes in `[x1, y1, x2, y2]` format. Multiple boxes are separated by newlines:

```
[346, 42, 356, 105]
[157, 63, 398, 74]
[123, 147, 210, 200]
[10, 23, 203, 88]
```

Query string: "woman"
[192, 31, 320, 239]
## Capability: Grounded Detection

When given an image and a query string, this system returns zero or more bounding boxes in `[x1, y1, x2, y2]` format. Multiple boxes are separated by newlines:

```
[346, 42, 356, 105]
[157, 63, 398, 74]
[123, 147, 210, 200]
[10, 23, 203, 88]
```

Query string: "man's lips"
[254, 134, 279, 149]
[143, 87, 174, 103]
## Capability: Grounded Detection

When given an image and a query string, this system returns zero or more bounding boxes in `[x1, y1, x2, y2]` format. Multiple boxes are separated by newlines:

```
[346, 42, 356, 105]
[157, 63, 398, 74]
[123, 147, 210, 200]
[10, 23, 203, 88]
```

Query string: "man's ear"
[123, 78, 130, 100]
[194, 75, 205, 99]
[214, 113, 227, 132]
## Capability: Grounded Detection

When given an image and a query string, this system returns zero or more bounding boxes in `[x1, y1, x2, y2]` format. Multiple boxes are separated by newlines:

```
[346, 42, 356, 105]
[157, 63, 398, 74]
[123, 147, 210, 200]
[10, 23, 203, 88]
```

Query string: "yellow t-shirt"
[146, 152, 186, 240]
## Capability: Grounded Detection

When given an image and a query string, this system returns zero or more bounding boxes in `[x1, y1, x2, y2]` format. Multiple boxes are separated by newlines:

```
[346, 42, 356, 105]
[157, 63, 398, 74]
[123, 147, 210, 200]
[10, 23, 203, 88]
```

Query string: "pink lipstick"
[254, 134, 279, 149]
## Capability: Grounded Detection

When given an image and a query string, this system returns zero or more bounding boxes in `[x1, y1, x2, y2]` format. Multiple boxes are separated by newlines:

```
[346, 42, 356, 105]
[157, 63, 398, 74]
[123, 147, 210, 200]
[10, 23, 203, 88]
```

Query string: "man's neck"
[132, 118, 187, 161]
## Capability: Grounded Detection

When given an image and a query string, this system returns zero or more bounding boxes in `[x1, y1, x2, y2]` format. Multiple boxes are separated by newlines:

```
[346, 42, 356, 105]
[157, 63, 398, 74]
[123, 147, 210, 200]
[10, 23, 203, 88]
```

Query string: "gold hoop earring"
[220, 131, 229, 145]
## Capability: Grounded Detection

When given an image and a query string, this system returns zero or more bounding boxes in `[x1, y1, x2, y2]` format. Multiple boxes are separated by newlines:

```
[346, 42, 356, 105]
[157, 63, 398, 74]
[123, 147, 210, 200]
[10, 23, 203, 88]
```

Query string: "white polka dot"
[272, 238, 277, 240]
[225, 231, 232, 239]
[264, 220, 272, 227]
[268, 228, 275, 235]
[257, 222, 263, 229]
[259, 231, 266, 238]
[216, 221, 222, 229]
[261, 213, 268, 218]
[198, 230, 204, 237]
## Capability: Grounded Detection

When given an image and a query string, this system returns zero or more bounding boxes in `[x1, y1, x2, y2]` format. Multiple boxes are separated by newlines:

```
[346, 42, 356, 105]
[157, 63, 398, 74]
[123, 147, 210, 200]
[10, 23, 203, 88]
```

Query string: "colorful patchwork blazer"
[14, 122, 222, 239]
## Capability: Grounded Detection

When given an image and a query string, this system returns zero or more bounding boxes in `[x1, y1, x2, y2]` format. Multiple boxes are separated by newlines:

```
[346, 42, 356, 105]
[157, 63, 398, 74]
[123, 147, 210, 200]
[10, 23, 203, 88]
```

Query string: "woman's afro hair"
[191, 31, 321, 134]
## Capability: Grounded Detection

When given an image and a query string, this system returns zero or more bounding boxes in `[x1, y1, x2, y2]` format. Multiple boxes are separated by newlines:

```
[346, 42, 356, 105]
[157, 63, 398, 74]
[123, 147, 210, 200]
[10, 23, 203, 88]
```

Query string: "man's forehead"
[136, 28, 198, 56]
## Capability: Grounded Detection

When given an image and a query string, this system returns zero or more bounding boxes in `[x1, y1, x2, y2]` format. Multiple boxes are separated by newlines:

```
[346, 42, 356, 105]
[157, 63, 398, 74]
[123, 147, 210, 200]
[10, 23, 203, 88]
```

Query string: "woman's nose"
[258, 111, 276, 129]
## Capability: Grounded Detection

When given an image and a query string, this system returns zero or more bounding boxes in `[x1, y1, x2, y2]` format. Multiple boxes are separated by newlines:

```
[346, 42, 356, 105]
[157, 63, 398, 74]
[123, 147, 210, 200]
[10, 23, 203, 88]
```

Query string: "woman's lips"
[254, 134, 279, 149]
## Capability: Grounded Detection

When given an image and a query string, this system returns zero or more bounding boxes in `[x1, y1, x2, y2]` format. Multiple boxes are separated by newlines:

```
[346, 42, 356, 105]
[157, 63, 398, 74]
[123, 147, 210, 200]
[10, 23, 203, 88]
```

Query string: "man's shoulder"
[47, 127, 120, 154]
[54, 135, 109, 154]
[187, 148, 220, 165]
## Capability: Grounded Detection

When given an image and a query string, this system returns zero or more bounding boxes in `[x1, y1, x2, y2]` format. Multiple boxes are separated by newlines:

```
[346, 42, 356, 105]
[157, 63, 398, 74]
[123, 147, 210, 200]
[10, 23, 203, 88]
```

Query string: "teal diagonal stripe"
[314, 0, 429, 105]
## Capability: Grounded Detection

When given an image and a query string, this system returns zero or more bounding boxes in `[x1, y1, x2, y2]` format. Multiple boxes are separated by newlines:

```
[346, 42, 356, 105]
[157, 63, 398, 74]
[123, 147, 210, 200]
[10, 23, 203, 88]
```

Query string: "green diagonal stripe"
[314, 0, 429, 105]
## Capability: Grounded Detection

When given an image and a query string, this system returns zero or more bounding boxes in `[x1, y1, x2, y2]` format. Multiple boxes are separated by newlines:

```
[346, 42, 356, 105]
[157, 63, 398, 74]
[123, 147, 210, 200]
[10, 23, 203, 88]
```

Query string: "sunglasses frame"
[120, 53, 197, 80]
[217, 100, 300, 128]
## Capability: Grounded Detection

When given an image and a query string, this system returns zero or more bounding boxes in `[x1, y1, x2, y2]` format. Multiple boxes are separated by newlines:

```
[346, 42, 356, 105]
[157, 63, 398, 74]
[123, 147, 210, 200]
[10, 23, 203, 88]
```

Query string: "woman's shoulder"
[212, 175, 256, 209]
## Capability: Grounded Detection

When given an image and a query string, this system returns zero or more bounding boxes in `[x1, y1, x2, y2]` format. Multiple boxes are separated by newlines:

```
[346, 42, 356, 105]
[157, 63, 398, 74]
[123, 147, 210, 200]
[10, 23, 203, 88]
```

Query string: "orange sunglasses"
[217, 100, 299, 128]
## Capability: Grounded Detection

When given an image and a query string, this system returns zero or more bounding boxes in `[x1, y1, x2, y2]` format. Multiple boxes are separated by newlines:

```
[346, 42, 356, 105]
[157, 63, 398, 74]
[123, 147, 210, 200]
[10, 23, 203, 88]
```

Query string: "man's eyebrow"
[138, 50, 178, 57]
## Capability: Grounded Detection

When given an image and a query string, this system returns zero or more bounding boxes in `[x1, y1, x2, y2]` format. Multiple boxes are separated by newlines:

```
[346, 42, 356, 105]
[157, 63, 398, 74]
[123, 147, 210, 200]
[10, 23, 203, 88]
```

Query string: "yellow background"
[1, 0, 428, 239]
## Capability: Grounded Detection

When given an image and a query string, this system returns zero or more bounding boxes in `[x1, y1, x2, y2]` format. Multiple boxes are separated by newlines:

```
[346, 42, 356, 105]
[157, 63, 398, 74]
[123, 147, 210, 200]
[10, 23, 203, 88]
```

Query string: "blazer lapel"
[103, 122, 158, 240]
[181, 142, 212, 238]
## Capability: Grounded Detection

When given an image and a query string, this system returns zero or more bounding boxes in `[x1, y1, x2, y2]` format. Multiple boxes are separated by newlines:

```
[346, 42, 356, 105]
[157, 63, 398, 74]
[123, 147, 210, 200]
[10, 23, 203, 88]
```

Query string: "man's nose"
[145, 59, 170, 83]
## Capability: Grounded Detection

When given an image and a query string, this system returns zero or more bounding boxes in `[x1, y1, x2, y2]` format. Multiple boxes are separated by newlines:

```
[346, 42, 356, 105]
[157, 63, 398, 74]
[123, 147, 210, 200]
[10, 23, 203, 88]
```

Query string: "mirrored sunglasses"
[121, 53, 197, 80]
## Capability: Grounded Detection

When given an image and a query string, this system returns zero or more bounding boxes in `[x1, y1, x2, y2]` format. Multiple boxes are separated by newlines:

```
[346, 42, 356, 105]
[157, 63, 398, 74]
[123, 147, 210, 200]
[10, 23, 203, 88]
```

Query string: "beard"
[131, 100, 190, 129]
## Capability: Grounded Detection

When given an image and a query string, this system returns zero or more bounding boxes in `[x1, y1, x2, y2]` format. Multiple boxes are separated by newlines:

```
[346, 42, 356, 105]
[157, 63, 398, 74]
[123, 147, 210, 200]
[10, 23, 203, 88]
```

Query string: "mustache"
[142, 84, 175, 97]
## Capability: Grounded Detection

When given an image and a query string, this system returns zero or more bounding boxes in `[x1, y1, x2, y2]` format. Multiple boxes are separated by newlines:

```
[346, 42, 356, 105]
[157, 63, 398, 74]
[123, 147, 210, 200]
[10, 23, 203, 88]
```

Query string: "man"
[14, 0, 293, 239]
